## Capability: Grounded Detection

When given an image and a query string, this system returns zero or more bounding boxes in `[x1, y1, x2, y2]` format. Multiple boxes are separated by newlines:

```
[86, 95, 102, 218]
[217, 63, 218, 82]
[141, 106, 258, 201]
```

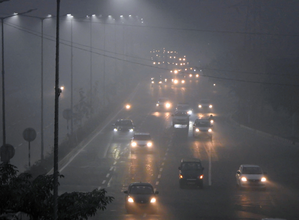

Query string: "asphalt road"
[58, 77, 299, 220]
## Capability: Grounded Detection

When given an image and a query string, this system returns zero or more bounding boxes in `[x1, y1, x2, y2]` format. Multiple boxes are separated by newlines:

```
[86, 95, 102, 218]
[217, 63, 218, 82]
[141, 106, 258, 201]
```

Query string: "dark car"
[112, 119, 135, 132]
[178, 158, 204, 189]
[193, 118, 213, 140]
[123, 182, 159, 214]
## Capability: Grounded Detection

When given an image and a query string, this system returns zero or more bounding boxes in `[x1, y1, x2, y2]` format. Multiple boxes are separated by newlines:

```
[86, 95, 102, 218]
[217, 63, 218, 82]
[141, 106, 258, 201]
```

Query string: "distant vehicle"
[198, 99, 213, 110]
[130, 133, 153, 153]
[172, 74, 186, 86]
[208, 114, 214, 125]
[156, 97, 172, 111]
[151, 77, 163, 86]
[172, 110, 190, 127]
[178, 158, 204, 189]
[193, 118, 213, 139]
[125, 103, 131, 110]
[112, 119, 135, 132]
[123, 182, 159, 214]
[175, 103, 193, 115]
[236, 164, 267, 190]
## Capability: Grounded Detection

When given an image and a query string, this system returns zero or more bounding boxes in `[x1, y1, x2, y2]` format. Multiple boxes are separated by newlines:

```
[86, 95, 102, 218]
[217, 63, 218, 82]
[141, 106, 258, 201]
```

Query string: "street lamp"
[1, 9, 36, 148]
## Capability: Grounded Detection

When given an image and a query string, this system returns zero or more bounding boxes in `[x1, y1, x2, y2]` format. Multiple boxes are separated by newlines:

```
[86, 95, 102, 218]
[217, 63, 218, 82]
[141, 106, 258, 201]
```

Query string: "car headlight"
[147, 142, 153, 147]
[196, 74, 199, 78]
[159, 81, 162, 84]
[261, 177, 267, 182]
[156, 103, 159, 106]
[150, 198, 156, 203]
[174, 79, 178, 84]
[198, 105, 202, 108]
[128, 197, 134, 203]
[187, 110, 192, 114]
[198, 174, 204, 179]
[195, 128, 200, 132]
[241, 177, 247, 182]
[113, 128, 118, 132]
[129, 129, 134, 132]
[151, 81, 154, 84]
[209, 105, 213, 108]
[210, 120, 214, 124]
[165, 103, 171, 108]
[208, 128, 212, 132]
[182, 80, 185, 83]
[189, 74, 192, 77]
[131, 142, 137, 147]
[179, 174, 183, 179]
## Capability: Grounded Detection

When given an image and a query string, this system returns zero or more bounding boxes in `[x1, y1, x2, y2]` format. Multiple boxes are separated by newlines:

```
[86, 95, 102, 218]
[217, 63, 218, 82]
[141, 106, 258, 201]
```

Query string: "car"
[236, 164, 267, 190]
[151, 77, 163, 86]
[198, 99, 213, 110]
[172, 75, 186, 86]
[172, 110, 190, 127]
[123, 182, 159, 214]
[155, 97, 172, 111]
[112, 119, 135, 132]
[130, 133, 154, 153]
[175, 103, 193, 115]
[178, 158, 204, 189]
[193, 118, 213, 139]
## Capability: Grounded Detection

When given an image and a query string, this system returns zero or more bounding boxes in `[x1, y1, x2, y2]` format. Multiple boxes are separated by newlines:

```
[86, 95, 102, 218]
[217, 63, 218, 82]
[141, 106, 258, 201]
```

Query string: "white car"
[175, 103, 193, 115]
[130, 133, 153, 153]
[172, 111, 190, 127]
[198, 99, 213, 109]
[236, 164, 267, 190]
[193, 118, 212, 139]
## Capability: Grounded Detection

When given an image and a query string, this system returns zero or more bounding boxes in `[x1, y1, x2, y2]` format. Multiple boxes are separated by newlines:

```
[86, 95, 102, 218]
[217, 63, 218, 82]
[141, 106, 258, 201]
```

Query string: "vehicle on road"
[156, 97, 172, 111]
[198, 99, 213, 110]
[172, 110, 190, 127]
[112, 119, 135, 132]
[193, 118, 213, 139]
[130, 133, 153, 153]
[236, 164, 267, 190]
[175, 103, 193, 115]
[124, 182, 159, 214]
[178, 158, 204, 189]
[172, 75, 186, 86]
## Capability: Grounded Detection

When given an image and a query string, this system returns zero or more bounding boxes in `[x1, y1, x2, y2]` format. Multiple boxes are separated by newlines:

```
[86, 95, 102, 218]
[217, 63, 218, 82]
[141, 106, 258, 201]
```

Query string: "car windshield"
[115, 120, 132, 126]
[134, 135, 151, 140]
[130, 185, 154, 194]
[181, 163, 202, 170]
[242, 167, 263, 174]
[177, 105, 189, 110]
[195, 120, 211, 127]
[174, 111, 188, 116]
[199, 99, 210, 104]
[158, 98, 168, 103]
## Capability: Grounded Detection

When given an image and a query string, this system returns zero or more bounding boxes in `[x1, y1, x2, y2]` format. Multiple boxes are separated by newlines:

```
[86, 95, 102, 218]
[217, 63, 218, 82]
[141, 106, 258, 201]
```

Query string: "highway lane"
[58, 78, 299, 220]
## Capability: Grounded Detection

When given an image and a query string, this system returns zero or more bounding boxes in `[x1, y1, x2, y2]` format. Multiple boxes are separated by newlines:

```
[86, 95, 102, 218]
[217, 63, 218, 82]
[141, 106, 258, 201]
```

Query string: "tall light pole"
[54, 0, 61, 219]
[66, 14, 74, 135]
[89, 15, 94, 115]
[1, 9, 36, 147]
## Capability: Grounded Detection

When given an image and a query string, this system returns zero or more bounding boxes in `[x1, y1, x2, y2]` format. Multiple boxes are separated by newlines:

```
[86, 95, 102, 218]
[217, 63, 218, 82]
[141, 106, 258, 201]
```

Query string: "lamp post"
[1, 9, 36, 147]
[18, 14, 53, 161]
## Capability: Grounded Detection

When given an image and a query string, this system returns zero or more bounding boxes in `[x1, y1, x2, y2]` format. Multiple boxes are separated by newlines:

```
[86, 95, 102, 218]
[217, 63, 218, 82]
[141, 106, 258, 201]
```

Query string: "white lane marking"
[106, 173, 110, 178]
[161, 162, 164, 166]
[107, 177, 113, 187]
[102, 180, 106, 184]
[58, 83, 141, 173]
[110, 166, 114, 171]
[113, 161, 117, 165]
[159, 168, 163, 172]
[156, 181, 159, 185]
[158, 174, 161, 179]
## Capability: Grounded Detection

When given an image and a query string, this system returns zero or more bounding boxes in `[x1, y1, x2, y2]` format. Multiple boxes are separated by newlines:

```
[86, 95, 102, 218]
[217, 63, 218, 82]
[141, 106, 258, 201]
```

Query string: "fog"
[0, 0, 299, 170]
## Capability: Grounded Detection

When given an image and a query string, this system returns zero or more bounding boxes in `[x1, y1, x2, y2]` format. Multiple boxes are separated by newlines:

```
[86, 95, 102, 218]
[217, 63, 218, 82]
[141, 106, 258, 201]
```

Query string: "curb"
[227, 114, 299, 147]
